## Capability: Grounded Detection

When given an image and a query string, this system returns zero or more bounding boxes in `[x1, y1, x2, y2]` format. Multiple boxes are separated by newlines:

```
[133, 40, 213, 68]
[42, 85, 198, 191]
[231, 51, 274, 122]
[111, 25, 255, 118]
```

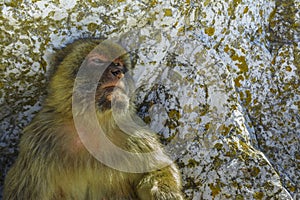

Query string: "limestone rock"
[0, 0, 298, 199]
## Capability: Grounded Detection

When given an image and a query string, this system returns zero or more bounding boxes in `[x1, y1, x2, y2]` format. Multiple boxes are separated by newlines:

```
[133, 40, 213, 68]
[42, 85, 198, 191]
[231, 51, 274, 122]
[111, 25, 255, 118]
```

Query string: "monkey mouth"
[95, 81, 130, 111]
[102, 86, 126, 98]
[101, 82, 126, 93]
[96, 86, 129, 111]
[104, 85, 124, 91]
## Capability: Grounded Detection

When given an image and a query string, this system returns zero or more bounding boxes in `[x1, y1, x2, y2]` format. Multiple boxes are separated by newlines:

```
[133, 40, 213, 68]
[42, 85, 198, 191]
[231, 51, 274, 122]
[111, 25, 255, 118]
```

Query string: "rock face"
[0, 0, 298, 199]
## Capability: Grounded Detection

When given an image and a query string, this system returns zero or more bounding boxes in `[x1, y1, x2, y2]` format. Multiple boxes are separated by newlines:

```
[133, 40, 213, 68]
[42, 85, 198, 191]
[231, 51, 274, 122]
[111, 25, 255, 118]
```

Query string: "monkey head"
[88, 49, 133, 112]
[47, 39, 134, 115]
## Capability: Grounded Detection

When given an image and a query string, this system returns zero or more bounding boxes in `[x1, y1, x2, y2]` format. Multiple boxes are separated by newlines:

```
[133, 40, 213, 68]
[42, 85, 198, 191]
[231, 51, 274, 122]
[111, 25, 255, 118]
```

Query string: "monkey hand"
[136, 169, 184, 200]
[136, 182, 184, 200]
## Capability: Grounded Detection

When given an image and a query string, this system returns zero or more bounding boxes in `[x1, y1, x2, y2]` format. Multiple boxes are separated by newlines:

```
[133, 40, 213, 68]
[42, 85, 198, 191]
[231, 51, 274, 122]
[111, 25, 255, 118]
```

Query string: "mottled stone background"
[0, 0, 299, 199]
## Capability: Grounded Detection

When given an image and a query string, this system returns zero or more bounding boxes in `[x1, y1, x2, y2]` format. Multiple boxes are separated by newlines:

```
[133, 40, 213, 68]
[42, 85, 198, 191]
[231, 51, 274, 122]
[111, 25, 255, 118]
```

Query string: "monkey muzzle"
[96, 81, 130, 111]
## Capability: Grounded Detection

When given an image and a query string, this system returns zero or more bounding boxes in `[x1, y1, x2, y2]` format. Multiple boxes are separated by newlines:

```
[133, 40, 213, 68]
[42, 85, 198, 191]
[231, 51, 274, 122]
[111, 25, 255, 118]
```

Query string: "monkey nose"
[111, 69, 124, 79]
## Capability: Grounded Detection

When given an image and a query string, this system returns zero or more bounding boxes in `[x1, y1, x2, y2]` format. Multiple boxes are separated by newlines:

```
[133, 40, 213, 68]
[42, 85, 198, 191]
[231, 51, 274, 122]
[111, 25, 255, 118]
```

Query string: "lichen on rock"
[0, 0, 299, 199]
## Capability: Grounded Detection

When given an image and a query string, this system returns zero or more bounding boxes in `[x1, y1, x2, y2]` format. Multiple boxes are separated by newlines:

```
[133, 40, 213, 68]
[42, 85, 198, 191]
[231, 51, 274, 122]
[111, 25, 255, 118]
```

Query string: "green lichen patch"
[253, 191, 264, 200]
[163, 8, 172, 17]
[204, 27, 215, 36]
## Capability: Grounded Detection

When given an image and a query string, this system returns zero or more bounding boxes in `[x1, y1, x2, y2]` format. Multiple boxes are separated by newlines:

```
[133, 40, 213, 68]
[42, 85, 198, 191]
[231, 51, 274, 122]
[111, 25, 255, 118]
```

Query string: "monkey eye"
[113, 62, 120, 67]
[92, 58, 106, 64]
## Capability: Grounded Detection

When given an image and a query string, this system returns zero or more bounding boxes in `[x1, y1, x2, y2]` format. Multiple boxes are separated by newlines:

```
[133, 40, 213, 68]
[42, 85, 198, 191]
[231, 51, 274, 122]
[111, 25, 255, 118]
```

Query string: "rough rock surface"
[0, 0, 299, 199]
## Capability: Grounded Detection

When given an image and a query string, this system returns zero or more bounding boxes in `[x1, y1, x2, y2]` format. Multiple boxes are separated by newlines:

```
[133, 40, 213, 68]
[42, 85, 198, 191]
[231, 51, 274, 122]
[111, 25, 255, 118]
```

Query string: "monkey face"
[86, 54, 133, 112]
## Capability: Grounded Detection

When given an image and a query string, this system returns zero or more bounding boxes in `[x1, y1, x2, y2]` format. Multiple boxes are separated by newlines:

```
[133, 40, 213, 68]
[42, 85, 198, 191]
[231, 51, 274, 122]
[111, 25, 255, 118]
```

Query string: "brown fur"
[3, 39, 184, 200]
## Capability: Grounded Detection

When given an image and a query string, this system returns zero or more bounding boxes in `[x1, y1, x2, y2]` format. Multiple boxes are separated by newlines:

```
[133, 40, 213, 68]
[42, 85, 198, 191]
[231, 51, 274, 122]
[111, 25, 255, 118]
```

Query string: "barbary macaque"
[3, 39, 184, 200]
